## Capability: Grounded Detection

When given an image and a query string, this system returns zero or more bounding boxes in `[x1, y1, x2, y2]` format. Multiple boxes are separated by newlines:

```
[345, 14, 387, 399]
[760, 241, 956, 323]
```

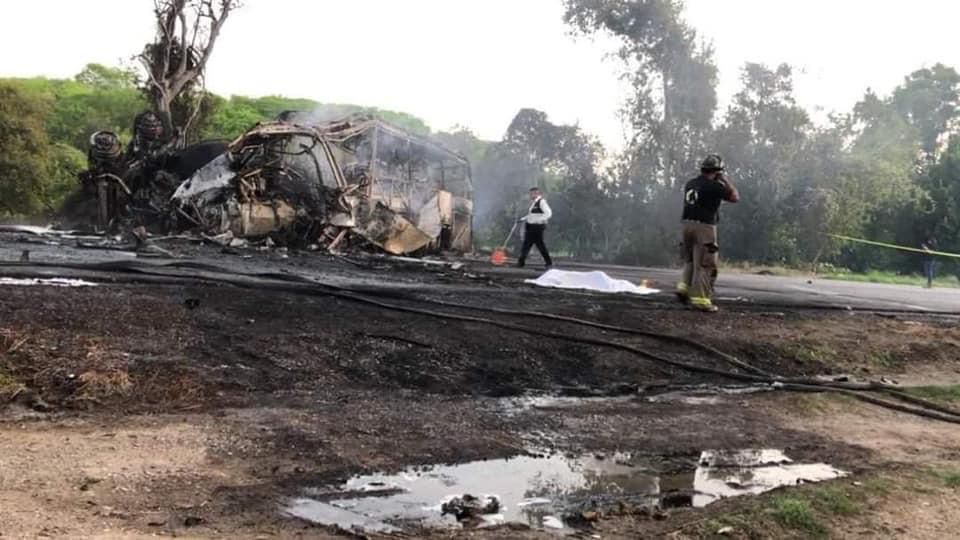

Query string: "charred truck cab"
[172, 112, 473, 255]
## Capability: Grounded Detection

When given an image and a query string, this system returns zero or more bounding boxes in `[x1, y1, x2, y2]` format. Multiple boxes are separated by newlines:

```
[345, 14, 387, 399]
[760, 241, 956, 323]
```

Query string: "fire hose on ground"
[1, 260, 960, 424]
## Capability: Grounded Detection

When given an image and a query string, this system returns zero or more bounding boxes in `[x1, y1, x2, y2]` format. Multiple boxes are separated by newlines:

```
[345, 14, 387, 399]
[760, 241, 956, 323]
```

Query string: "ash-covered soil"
[1, 252, 959, 538]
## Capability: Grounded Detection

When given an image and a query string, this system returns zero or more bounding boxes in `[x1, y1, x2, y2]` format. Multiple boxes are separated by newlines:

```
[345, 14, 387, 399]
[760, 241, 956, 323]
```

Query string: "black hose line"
[3, 260, 960, 423]
[778, 383, 960, 425]
[395, 295, 775, 377]
[228, 267, 960, 414]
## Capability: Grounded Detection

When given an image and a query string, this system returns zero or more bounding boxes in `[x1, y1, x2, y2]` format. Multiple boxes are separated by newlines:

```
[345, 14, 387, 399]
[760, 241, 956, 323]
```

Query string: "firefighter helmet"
[700, 154, 724, 171]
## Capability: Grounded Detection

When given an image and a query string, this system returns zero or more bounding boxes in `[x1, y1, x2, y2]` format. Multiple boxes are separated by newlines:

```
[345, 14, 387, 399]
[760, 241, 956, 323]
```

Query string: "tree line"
[3, 0, 960, 277]
[0, 63, 434, 218]
[455, 0, 960, 278]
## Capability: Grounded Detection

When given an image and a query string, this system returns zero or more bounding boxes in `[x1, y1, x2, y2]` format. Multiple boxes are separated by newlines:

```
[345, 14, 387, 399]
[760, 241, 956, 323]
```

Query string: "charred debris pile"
[80, 112, 474, 257]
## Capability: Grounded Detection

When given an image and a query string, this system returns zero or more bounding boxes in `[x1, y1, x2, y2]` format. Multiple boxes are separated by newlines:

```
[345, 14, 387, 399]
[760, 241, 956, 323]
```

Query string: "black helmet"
[700, 154, 724, 172]
[134, 111, 164, 141]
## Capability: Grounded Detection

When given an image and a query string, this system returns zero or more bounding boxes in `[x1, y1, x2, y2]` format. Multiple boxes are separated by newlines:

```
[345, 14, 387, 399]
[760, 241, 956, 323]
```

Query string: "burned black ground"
[1, 247, 959, 537]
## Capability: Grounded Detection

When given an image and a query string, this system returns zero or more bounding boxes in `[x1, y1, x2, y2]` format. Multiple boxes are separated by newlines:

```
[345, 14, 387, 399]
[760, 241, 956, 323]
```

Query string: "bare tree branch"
[138, 55, 165, 95]
[189, 2, 202, 50]
[139, 0, 240, 140]
[158, 0, 184, 82]
[198, 0, 234, 69]
[176, 9, 189, 77]
[183, 77, 206, 134]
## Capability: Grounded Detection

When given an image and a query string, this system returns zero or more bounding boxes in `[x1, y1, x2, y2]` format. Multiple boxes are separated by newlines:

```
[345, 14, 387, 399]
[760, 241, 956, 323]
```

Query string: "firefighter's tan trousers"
[677, 221, 719, 308]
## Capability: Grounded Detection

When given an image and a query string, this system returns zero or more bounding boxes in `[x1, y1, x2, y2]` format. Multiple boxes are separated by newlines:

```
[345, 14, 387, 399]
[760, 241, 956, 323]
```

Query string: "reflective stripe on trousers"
[689, 296, 714, 307]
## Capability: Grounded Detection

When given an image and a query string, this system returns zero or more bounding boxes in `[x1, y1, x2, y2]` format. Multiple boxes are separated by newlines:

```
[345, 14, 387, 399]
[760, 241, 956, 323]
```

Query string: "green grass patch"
[763, 484, 869, 537]
[860, 477, 893, 496]
[769, 496, 827, 536]
[812, 486, 861, 515]
[690, 472, 951, 539]
[778, 343, 838, 366]
[902, 384, 960, 404]
[944, 472, 960, 489]
[867, 351, 900, 369]
[822, 270, 960, 288]
[0, 368, 19, 391]
[929, 468, 960, 489]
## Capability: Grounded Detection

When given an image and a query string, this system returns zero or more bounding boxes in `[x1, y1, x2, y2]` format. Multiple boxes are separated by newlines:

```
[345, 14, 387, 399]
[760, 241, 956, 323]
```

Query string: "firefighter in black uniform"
[676, 154, 740, 312]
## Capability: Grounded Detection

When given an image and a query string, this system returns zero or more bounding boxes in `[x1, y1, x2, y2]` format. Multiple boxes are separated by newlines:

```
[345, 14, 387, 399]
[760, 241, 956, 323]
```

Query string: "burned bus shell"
[172, 113, 473, 255]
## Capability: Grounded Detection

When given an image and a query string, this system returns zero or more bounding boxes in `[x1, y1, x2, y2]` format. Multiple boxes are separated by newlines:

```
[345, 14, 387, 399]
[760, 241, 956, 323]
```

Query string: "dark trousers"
[924, 259, 936, 287]
[518, 223, 552, 267]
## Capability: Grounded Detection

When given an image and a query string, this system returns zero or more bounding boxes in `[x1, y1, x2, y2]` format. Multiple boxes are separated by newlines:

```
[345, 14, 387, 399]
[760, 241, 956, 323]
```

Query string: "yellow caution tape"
[827, 234, 960, 259]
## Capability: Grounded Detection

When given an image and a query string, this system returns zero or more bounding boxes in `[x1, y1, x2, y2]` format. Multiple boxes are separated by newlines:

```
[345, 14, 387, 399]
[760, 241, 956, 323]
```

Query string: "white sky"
[1, 0, 959, 151]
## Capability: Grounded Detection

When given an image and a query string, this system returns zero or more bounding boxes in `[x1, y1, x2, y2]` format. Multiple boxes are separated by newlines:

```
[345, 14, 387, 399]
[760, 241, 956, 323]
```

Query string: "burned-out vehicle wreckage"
[77, 112, 474, 256]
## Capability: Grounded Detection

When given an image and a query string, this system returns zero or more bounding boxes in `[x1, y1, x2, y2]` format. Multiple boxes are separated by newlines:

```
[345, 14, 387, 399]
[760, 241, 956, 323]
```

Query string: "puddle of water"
[284, 452, 657, 533]
[645, 385, 773, 406]
[700, 448, 792, 467]
[498, 395, 635, 416]
[692, 449, 846, 507]
[285, 498, 401, 533]
[0, 277, 98, 287]
[497, 386, 774, 417]
[650, 394, 723, 405]
[283, 448, 846, 533]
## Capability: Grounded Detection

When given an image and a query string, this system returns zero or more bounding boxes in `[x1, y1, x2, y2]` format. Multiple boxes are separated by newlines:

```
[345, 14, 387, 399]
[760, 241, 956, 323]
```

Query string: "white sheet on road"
[0, 225, 57, 235]
[0, 277, 98, 287]
[524, 269, 659, 295]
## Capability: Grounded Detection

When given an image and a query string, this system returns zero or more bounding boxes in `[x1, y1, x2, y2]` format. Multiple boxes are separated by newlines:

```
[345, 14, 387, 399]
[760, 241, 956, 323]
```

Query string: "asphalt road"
[484, 261, 960, 313]
[0, 226, 957, 313]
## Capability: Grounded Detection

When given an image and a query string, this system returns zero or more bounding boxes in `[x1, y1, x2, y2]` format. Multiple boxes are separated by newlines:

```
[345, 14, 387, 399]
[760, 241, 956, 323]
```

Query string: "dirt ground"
[1, 252, 960, 539]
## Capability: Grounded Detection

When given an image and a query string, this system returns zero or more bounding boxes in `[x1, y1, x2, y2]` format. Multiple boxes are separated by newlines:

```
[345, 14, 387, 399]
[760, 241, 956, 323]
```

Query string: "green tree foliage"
[563, 0, 960, 273]
[477, 108, 612, 258]
[202, 96, 433, 140]
[830, 65, 960, 272]
[202, 97, 263, 140]
[0, 82, 51, 216]
[75, 63, 139, 89]
[713, 63, 811, 263]
[4, 41, 960, 278]
[47, 84, 146, 150]
[12, 64, 147, 151]
[44, 143, 87, 212]
[892, 64, 960, 159]
[564, 0, 717, 191]
[0, 79, 97, 216]
[563, 0, 719, 265]
[918, 136, 960, 250]
[0, 64, 436, 217]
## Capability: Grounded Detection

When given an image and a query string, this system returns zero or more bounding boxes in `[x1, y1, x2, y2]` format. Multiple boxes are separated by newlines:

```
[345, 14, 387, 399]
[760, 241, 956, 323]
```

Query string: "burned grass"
[1, 275, 960, 415]
[1, 267, 960, 537]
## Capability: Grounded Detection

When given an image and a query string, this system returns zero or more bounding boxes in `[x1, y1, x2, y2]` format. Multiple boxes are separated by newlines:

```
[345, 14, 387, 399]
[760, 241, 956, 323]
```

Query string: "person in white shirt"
[517, 187, 553, 268]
